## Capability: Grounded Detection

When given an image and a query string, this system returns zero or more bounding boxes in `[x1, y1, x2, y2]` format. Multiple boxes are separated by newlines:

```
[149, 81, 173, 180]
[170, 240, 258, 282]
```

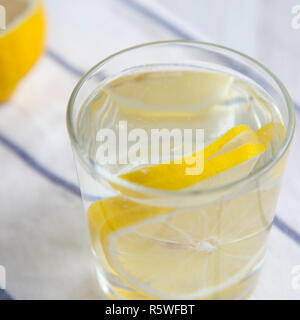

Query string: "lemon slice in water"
[87, 124, 277, 299]
[121, 124, 265, 190]
[105, 70, 233, 116]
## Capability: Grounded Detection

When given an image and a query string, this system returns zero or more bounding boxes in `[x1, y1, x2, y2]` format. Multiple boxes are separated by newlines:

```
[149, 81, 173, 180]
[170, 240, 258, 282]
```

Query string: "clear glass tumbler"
[67, 41, 295, 300]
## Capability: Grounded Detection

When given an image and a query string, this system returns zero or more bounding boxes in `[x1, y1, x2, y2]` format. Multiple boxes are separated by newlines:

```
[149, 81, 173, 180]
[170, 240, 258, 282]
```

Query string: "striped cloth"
[0, 0, 299, 300]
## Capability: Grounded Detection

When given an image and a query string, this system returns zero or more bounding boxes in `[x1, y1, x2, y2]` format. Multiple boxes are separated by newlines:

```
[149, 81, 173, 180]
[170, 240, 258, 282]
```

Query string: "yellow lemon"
[0, 0, 46, 102]
[256, 122, 285, 147]
[121, 124, 265, 190]
[88, 124, 276, 299]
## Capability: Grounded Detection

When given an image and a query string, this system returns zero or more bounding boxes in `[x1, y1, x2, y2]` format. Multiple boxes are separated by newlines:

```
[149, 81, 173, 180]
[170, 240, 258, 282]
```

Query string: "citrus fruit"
[88, 124, 277, 299]
[0, 0, 46, 102]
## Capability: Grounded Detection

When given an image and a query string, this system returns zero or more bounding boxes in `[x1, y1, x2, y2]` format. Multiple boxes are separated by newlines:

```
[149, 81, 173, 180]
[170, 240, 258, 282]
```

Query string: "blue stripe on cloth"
[121, 0, 194, 40]
[295, 103, 300, 112]
[273, 216, 300, 245]
[46, 49, 85, 78]
[0, 290, 13, 300]
[0, 131, 81, 197]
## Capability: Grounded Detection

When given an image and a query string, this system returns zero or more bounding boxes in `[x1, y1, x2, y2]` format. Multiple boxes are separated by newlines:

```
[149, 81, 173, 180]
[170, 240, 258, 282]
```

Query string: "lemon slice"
[121, 124, 265, 190]
[256, 122, 285, 148]
[105, 70, 233, 116]
[254, 122, 285, 173]
[0, 0, 45, 102]
[88, 124, 272, 299]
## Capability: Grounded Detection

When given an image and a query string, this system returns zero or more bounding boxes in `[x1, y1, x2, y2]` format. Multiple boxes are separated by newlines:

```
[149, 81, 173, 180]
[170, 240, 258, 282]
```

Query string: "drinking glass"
[67, 41, 295, 300]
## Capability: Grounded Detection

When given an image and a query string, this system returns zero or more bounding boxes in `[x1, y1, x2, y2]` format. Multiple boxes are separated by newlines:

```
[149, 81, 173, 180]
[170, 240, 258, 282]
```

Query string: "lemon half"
[0, 0, 46, 102]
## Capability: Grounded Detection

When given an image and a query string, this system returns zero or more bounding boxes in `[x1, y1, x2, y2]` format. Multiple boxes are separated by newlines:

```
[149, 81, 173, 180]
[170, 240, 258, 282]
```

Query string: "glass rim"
[67, 40, 295, 199]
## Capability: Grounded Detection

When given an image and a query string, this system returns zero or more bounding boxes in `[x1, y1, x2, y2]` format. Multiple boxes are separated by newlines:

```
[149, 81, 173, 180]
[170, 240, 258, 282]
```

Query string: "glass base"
[93, 251, 263, 300]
